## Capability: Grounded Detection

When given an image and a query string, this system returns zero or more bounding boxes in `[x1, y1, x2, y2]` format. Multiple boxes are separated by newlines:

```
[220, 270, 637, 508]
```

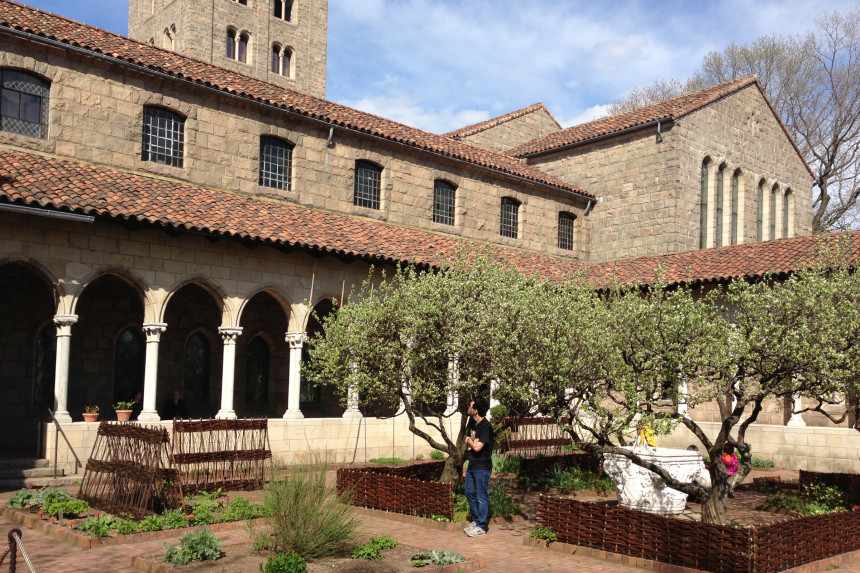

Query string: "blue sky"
[21, 0, 859, 133]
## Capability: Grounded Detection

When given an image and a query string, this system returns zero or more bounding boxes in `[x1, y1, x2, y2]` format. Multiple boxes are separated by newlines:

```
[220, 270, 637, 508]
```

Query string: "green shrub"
[751, 457, 776, 468]
[540, 465, 613, 492]
[260, 551, 307, 573]
[766, 483, 847, 516]
[489, 404, 508, 421]
[115, 518, 140, 535]
[161, 508, 190, 529]
[253, 532, 274, 552]
[218, 497, 256, 522]
[74, 515, 113, 537]
[5, 489, 34, 508]
[429, 450, 445, 460]
[488, 485, 520, 517]
[190, 499, 220, 525]
[351, 544, 383, 560]
[42, 498, 90, 518]
[529, 525, 557, 542]
[368, 457, 407, 463]
[411, 550, 464, 567]
[163, 529, 222, 565]
[491, 452, 521, 474]
[139, 514, 163, 532]
[262, 459, 358, 559]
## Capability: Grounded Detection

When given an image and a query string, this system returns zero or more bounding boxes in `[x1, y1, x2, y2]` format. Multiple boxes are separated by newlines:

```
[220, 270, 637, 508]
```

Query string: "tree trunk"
[700, 492, 727, 524]
[439, 451, 464, 485]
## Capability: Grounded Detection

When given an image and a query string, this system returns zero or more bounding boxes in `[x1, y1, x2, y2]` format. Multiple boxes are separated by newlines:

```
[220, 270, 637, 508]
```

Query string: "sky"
[20, 0, 860, 134]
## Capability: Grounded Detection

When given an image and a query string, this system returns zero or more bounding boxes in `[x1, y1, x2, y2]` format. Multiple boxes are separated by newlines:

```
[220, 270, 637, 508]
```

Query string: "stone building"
[0, 0, 854, 472]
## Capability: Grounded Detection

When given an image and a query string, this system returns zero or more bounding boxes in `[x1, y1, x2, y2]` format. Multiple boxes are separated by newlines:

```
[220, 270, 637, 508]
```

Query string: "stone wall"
[0, 37, 587, 261]
[459, 108, 562, 154]
[527, 84, 813, 263]
[129, 0, 328, 98]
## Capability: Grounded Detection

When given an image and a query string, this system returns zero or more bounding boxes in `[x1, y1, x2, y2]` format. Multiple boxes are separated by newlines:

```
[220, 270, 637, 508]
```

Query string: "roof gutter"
[1, 27, 593, 204]
[0, 202, 95, 223]
[519, 118, 671, 159]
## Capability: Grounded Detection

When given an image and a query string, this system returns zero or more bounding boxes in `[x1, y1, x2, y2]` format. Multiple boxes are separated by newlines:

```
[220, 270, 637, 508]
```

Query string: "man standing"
[464, 398, 493, 537]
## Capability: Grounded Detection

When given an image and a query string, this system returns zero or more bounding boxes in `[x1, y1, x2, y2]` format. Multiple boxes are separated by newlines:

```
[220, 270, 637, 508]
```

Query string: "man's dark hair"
[471, 397, 490, 417]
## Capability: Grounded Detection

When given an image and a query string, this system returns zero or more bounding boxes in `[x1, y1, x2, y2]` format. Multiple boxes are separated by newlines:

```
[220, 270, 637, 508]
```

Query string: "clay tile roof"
[586, 233, 860, 289]
[509, 77, 760, 158]
[443, 103, 561, 139]
[0, 0, 593, 199]
[2, 149, 854, 290]
[0, 148, 585, 279]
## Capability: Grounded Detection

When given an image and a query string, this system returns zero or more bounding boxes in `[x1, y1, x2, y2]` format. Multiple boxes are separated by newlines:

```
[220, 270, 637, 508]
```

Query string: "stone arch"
[161, 275, 230, 324]
[71, 265, 150, 316]
[237, 284, 294, 326]
[301, 297, 344, 418]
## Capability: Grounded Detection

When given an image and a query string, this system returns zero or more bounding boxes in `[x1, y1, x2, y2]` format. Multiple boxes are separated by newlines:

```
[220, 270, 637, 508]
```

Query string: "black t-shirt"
[466, 418, 494, 471]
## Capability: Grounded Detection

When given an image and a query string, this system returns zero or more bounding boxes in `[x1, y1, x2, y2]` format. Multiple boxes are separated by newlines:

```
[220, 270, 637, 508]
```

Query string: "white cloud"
[341, 93, 490, 135]
[559, 104, 614, 128]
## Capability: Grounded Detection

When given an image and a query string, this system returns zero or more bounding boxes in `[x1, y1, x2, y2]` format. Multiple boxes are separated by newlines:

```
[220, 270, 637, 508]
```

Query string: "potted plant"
[113, 400, 135, 422]
[83, 405, 99, 423]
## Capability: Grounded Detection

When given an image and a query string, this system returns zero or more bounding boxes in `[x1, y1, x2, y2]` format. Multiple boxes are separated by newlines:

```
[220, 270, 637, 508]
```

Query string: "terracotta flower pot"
[82, 413, 99, 423]
[115, 409, 132, 422]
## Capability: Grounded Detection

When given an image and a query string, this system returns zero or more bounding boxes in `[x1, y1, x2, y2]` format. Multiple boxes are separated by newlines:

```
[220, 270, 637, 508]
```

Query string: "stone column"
[215, 327, 243, 420]
[138, 323, 167, 422]
[677, 378, 689, 418]
[52, 314, 78, 424]
[786, 394, 806, 427]
[283, 331, 305, 419]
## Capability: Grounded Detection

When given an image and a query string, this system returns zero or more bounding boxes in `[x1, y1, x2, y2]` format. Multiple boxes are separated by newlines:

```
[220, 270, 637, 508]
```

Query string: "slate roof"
[443, 103, 561, 139]
[0, 0, 592, 199]
[1, 148, 854, 289]
[508, 77, 812, 176]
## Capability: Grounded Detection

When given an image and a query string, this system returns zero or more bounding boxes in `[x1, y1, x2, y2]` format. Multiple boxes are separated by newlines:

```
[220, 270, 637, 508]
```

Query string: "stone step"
[0, 458, 50, 470]
[0, 475, 81, 489]
[0, 467, 61, 479]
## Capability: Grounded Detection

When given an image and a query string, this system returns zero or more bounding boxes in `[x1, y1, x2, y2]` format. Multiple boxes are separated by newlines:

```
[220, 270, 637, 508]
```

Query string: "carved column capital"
[142, 322, 167, 342]
[218, 326, 243, 344]
[53, 313, 78, 335]
[285, 331, 305, 350]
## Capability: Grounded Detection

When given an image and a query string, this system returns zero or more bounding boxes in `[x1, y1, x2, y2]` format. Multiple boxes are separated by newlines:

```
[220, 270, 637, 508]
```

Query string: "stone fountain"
[602, 446, 709, 515]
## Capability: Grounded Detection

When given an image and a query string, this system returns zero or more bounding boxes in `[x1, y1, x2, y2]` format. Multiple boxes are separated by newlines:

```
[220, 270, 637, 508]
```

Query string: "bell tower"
[129, 0, 327, 99]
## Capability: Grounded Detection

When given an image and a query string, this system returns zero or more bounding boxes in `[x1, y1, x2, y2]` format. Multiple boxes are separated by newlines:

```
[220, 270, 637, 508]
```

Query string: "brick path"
[3, 469, 860, 573]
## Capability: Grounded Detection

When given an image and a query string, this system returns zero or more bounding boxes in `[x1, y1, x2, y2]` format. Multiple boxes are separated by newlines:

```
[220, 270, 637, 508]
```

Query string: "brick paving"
[2, 468, 860, 573]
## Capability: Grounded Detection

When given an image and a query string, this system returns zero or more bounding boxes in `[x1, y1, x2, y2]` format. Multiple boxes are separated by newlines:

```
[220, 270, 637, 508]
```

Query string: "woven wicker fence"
[518, 452, 601, 482]
[170, 418, 271, 493]
[336, 467, 453, 521]
[361, 460, 445, 482]
[500, 417, 573, 457]
[79, 422, 181, 519]
[538, 497, 860, 573]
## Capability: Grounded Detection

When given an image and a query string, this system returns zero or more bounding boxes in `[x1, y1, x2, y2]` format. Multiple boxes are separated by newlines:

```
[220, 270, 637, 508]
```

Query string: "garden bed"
[336, 466, 453, 521]
[131, 538, 486, 573]
[537, 496, 860, 573]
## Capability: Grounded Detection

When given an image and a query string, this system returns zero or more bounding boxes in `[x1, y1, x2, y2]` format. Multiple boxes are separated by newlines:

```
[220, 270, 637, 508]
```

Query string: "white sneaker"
[466, 525, 486, 537]
[463, 521, 476, 532]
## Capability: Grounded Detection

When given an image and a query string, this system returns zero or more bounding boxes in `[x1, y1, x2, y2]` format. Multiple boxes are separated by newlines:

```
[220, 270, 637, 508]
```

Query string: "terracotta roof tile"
[508, 77, 813, 179]
[1, 149, 853, 290]
[0, 0, 592, 199]
[443, 103, 561, 139]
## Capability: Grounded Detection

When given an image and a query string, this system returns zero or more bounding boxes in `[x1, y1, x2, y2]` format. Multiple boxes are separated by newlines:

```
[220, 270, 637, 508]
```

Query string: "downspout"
[657, 121, 663, 143]
[583, 199, 595, 216]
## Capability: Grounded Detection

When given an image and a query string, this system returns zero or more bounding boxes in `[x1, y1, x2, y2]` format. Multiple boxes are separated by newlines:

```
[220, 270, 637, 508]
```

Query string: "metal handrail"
[47, 409, 82, 479]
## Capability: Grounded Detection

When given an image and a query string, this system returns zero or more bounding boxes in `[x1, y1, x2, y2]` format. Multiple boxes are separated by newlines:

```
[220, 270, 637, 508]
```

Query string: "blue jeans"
[464, 468, 491, 531]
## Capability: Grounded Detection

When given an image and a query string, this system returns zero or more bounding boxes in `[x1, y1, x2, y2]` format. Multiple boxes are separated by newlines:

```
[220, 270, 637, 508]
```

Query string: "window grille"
[558, 212, 575, 250]
[354, 160, 381, 210]
[0, 69, 49, 139]
[433, 180, 455, 225]
[500, 197, 520, 239]
[142, 106, 184, 168]
[259, 136, 293, 190]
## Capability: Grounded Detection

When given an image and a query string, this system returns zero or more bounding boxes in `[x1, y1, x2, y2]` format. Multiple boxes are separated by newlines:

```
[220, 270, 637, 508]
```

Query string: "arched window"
[301, 299, 337, 407]
[715, 164, 725, 247]
[184, 332, 211, 402]
[270, 44, 292, 77]
[730, 170, 740, 245]
[238, 32, 249, 63]
[226, 28, 236, 59]
[558, 212, 576, 251]
[1, 69, 50, 139]
[770, 184, 779, 239]
[162, 25, 175, 51]
[500, 197, 520, 239]
[783, 189, 792, 238]
[245, 336, 270, 404]
[274, 0, 294, 21]
[354, 160, 382, 210]
[259, 136, 293, 190]
[113, 327, 145, 404]
[756, 179, 765, 241]
[699, 159, 710, 249]
[271, 43, 282, 74]
[142, 106, 185, 167]
[433, 180, 456, 225]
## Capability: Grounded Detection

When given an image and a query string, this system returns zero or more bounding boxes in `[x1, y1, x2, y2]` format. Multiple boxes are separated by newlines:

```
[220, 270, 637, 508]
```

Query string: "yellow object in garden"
[638, 422, 657, 447]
